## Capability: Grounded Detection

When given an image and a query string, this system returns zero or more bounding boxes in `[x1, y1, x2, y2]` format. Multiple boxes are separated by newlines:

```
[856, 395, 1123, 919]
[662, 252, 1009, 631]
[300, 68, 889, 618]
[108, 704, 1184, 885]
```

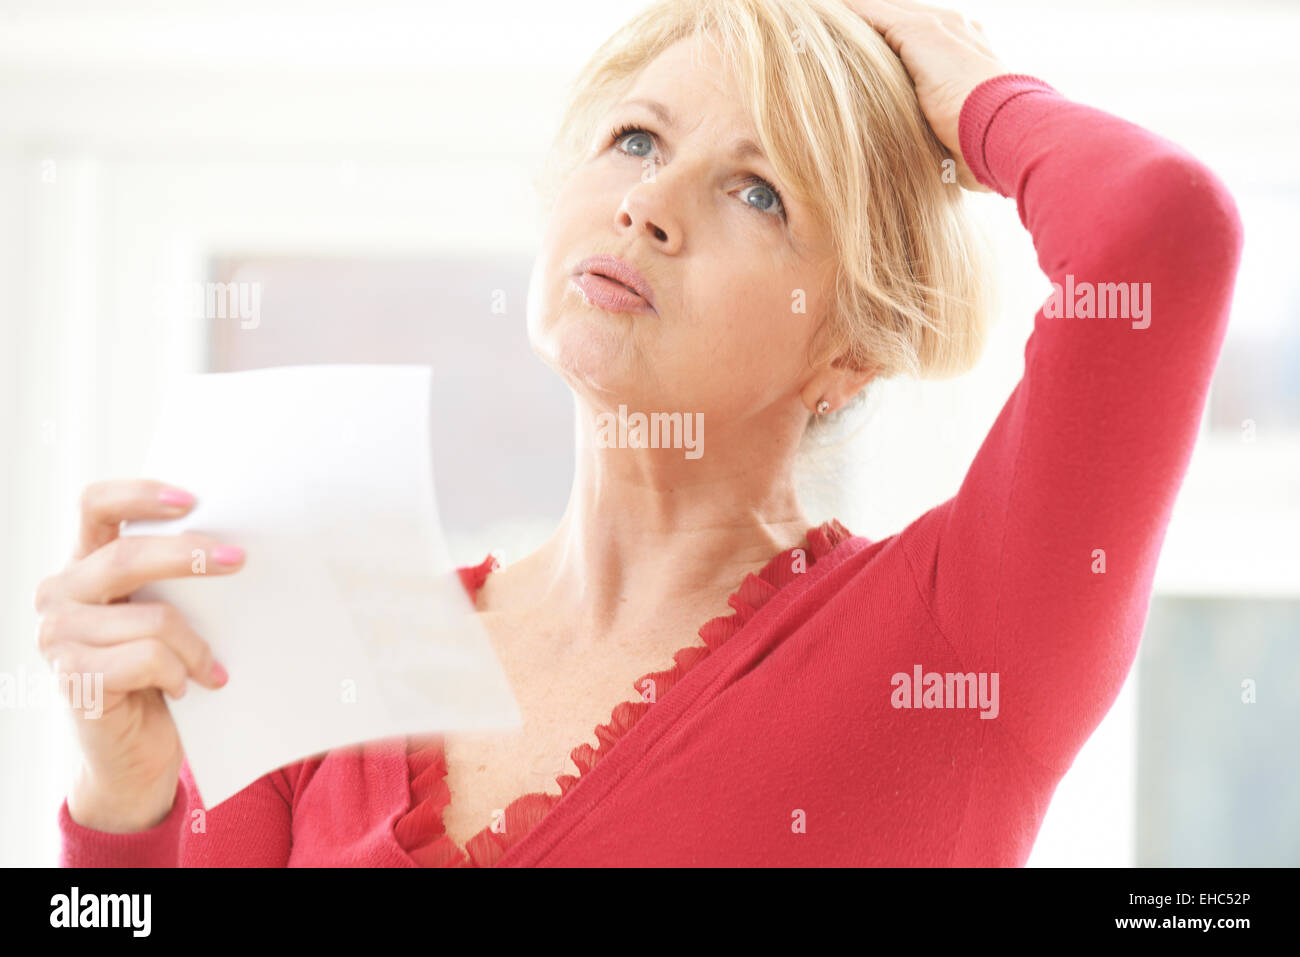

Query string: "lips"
[571, 254, 657, 314]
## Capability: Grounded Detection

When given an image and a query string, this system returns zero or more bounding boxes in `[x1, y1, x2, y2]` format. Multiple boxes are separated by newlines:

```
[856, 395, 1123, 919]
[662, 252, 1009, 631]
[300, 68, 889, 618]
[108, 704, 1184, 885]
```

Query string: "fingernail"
[210, 661, 228, 686]
[211, 545, 244, 565]
[159, 487, 195, 507]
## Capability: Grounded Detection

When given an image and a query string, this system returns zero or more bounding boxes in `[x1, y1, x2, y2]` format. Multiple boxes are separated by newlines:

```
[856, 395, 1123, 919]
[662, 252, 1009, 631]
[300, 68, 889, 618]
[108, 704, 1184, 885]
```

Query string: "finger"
[37, 601, 226, 688]
[58, 533, 246, 606]
[50, 637, 195, 701]
[847, 0, 969, 38]
[846, 0, 937, 22]
[843, 0, 908, 30]
[76, 479, 199, 561]
[848, 0, 925, 12]
[843, 0, 935, 56]
[871, 0, 954, 17]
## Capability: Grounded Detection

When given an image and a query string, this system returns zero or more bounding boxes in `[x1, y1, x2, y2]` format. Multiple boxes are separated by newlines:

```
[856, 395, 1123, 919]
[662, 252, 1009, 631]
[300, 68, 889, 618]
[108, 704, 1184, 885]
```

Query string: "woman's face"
[527, 34, 842, 434]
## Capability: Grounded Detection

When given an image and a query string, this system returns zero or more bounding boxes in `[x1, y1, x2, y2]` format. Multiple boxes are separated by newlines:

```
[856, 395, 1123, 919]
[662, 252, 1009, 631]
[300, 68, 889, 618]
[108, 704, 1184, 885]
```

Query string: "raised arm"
[902, 72, 1243, 770]
[843, 1, 1243, 772]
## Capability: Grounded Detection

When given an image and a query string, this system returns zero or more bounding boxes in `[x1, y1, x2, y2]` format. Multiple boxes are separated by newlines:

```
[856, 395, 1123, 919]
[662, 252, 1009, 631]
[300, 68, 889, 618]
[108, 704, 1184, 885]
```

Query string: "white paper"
[120, 364, 522, 809]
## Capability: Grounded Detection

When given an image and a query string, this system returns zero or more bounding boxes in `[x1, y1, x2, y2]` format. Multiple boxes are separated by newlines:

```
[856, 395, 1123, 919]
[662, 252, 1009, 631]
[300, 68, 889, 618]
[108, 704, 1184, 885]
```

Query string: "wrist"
[67, 764, 180, 834]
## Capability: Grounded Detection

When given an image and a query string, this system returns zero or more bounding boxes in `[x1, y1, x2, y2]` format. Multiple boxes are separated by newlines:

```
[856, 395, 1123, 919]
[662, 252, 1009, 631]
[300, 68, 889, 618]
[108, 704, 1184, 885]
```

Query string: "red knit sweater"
[56, 74, 1243, 867]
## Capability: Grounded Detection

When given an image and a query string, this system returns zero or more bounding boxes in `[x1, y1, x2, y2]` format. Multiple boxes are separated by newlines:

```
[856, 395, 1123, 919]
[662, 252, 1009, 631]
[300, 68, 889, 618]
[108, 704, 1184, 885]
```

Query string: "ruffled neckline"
[394, 518, 854, 867]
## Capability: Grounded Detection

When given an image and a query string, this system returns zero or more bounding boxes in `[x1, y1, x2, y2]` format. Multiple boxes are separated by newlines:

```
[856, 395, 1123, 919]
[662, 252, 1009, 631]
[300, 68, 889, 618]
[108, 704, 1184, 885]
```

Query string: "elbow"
[1131, 152, 1245, 279]
[1109, 152, 1245, 337]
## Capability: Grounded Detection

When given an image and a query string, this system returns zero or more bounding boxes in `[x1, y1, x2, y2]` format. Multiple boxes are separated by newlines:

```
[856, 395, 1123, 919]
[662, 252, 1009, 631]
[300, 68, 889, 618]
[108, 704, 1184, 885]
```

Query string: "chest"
[435, 620, 703, 851]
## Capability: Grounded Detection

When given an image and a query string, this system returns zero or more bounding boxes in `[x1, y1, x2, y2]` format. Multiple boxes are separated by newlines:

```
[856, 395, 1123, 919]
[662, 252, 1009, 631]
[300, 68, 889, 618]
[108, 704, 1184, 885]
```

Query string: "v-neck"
[391, 519, 857, 867]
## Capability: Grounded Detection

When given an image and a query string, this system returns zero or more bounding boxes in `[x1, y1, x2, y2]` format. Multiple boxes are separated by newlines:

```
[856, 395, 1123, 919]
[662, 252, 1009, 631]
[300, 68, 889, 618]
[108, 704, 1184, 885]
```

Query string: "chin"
[527, 273, 637, 397]
[531, 310, 634, 402]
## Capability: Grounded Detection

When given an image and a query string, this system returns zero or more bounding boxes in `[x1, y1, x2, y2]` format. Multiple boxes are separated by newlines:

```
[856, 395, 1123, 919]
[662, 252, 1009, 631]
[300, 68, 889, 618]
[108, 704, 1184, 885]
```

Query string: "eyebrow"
[618, 97, 768, 163]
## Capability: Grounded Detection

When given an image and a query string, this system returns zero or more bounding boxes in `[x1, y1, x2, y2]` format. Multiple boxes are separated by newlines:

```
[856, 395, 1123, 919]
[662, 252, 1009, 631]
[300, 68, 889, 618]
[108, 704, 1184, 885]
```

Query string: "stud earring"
[816, 399, 830, 415]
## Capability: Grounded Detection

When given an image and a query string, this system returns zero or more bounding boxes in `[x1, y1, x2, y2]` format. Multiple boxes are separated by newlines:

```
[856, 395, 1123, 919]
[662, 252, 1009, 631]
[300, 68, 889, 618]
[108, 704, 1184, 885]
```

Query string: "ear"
[799, 355, 878, 415]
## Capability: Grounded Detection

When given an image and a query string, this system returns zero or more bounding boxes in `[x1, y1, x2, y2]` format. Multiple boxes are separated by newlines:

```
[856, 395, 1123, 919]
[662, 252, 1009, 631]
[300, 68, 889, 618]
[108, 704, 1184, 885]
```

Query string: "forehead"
[625, 36, 748, 123]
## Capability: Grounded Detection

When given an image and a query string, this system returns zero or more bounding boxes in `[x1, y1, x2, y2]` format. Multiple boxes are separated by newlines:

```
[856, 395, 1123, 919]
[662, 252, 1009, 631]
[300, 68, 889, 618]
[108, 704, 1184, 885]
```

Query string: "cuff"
[57, 776, 188, 868]
[958, 73, 1061, 195]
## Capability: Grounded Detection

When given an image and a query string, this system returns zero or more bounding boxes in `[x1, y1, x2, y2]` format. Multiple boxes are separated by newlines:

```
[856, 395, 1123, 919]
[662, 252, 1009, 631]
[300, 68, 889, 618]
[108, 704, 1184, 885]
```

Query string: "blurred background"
[1, 0, 1296, 867]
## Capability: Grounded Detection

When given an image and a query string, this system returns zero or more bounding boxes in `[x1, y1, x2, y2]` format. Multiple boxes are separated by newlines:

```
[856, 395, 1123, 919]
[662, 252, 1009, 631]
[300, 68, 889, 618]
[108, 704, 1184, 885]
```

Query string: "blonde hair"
[534, 0, 992, 443]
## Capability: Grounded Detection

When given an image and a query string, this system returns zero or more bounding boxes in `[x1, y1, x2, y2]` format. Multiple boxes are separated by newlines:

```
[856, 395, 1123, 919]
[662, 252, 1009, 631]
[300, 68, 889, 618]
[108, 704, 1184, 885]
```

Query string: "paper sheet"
[120, 364, 522, 809]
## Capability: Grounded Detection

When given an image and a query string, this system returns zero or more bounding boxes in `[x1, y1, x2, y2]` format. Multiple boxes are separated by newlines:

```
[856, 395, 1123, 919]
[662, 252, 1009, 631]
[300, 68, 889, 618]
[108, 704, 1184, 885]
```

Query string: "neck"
[507, 401, 814, 640]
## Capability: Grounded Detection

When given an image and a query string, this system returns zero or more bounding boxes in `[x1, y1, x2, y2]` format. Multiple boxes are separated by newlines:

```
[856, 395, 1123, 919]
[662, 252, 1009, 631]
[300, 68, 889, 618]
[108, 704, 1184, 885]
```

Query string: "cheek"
[692, 263, 818, 366]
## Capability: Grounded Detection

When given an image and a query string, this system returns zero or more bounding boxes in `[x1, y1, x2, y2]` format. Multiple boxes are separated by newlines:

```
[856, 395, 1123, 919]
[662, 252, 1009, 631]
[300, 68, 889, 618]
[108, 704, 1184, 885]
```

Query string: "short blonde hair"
[535, 0, 992, 433]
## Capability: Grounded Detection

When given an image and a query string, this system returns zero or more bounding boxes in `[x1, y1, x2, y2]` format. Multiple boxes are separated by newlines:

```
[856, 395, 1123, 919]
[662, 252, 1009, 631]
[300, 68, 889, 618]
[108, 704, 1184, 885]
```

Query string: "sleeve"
[58, 756, 294, 867]
[899, 74, 1244, 773]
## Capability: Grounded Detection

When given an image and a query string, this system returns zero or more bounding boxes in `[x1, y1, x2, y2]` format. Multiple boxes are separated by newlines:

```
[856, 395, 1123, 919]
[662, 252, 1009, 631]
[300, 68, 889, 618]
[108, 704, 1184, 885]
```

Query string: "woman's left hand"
[843, 0, 1011, 191]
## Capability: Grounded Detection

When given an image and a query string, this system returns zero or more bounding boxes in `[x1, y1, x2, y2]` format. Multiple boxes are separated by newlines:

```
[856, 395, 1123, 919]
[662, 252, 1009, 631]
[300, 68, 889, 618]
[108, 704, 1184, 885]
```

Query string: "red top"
[56, 73, 1244, 867]
[398, 521, 851, 867]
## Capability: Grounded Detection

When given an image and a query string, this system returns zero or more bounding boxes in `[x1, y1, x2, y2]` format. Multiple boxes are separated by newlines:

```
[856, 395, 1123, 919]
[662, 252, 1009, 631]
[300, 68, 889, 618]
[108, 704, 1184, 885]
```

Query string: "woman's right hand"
[35, 479, 244, 833]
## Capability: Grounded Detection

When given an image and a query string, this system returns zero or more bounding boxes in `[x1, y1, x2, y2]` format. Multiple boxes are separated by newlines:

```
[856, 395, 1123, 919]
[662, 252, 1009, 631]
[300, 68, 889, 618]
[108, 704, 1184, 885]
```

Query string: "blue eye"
[608, 124, 788, 222]
[739, 181, 783, 216]
[611, 125, 655, 158]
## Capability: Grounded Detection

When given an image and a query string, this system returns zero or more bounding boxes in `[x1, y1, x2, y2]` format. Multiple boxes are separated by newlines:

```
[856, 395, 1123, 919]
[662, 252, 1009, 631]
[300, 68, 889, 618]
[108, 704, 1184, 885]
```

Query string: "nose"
[616, 175, 684, 254]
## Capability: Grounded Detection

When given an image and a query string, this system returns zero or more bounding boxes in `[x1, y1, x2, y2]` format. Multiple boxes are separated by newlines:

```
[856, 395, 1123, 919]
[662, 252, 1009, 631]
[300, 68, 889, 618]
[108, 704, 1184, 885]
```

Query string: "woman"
[40, 0, 1242, 866]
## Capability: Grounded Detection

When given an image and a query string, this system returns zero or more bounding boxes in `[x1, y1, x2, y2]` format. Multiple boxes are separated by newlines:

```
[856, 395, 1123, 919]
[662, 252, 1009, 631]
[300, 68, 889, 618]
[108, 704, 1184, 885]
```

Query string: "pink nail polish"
[159, 488, 195, 507]
[210, 661, 229, 685]
[212, 545, 244, 565]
